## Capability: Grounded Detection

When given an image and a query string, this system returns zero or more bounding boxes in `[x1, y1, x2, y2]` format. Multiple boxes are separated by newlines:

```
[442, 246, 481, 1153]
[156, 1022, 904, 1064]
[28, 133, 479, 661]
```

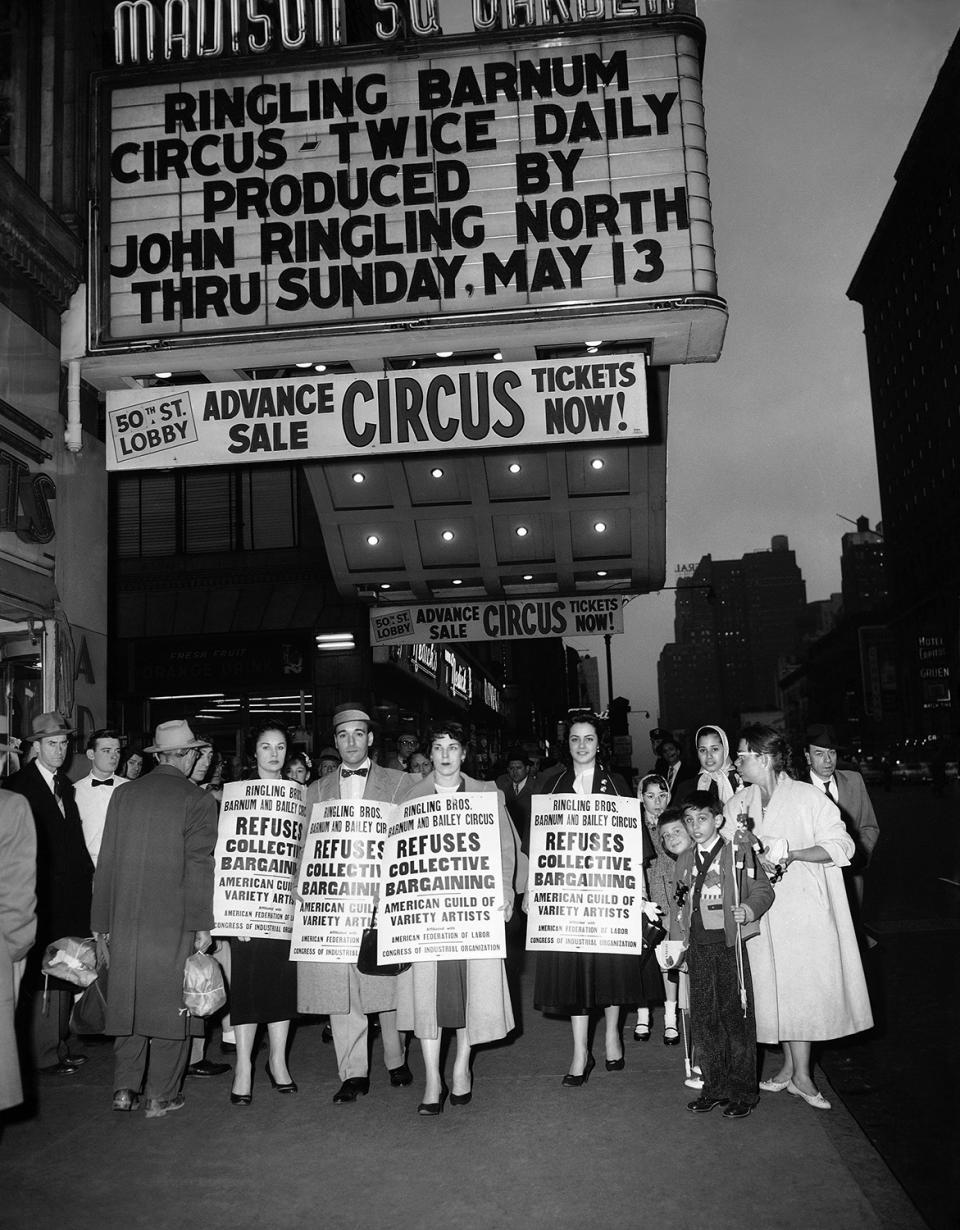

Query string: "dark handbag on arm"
[356, 906, 411, 977]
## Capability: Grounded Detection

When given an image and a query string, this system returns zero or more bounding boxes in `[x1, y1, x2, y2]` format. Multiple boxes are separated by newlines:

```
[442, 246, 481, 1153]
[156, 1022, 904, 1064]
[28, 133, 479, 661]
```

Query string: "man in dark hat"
[296, 702, 411, 1104]
[91, 719, 219, 1116]
[804, 723, 880, 948]
[6, 712, 93, 1075]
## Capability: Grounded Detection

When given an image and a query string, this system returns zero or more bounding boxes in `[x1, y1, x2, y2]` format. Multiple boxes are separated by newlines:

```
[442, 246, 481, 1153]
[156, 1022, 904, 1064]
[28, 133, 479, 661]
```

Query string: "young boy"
[675, 791, 774, 1119]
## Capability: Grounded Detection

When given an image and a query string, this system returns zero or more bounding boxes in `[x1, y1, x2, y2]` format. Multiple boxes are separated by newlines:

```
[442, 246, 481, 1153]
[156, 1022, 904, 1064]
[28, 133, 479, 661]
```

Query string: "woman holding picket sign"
[396, 721, 523, 1115]
[227, 721, 299, 1105]
[533, 710, 662, 1085]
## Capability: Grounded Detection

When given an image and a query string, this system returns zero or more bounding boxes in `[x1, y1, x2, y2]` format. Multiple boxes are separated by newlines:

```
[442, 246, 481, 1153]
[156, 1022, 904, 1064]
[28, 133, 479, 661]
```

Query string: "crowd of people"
[0, 703, 876, 1124]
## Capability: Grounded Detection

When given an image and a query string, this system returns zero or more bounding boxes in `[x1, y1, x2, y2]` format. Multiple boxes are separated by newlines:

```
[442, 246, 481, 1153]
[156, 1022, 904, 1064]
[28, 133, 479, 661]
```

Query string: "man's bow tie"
[341, 767, 368, 778]
[92, 778, 114, 787]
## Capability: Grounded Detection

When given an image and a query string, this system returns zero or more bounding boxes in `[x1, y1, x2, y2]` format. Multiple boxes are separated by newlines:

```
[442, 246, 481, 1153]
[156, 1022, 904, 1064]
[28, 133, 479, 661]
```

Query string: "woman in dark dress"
[534, 711, 661, 1085]
[228, 721, 298, 1104]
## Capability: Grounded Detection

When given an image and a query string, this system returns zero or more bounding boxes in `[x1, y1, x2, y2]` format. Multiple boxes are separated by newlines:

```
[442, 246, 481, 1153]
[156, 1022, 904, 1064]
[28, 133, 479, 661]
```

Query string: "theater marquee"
[91, 23, 718, 352]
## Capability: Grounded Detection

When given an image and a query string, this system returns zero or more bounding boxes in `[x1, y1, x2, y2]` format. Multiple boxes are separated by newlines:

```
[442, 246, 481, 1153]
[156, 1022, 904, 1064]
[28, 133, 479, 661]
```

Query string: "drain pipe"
[64, 358, 82, 453]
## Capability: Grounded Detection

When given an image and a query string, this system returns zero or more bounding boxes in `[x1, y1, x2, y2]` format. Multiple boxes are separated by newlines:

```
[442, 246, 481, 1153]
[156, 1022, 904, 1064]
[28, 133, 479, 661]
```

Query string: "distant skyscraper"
[658, 536, 807, 739]
[840, 517, 887, 617]
[848, 31, 960, 739]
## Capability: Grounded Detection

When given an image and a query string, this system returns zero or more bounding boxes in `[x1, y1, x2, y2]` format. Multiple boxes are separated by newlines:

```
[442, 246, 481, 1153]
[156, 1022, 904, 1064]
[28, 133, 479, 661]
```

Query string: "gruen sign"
[92, 25, 716, 350]
[370, 596, 624, 645]
[104, 355, 647, 469]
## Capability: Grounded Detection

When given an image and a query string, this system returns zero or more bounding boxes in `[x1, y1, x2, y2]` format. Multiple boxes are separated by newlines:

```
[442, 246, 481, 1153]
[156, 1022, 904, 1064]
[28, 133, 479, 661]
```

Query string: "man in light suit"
[297, 702, 411, 1104]
[495, 747, 536, 852]
[805, 723, 880, 948]
[6, 712, 93, 1075]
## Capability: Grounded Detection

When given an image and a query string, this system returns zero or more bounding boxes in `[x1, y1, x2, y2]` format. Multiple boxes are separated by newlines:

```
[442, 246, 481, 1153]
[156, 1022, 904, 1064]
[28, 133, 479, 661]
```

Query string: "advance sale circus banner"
[212, 780, 306, 939]
[104, 355, 647, 471]
[525, 793, 647, 955]
[370, 595, 624, 645]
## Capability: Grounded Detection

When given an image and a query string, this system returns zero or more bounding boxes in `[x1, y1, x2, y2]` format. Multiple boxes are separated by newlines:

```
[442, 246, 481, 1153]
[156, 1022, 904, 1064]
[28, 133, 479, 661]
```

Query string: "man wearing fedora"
[91, 719, 219, 1117]
[804, 723, 880, 949]
[6, 712, 93, 1076]
[297, 702, 411, 1104]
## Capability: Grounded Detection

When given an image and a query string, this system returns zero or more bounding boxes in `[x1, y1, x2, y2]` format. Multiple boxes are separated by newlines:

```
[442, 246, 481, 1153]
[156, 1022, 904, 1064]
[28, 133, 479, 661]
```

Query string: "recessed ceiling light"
[442, 529, 455, 541]
[154, 371, 172, 379]
[493, 351, 503, 361]
[586, 347, 599, 355]
[515, 526, 528, 537]
[409, 358, 418, 367]
[590, 458, 605, 470]
[508, 462, 521, 474]
[295, 361, 313, 368]
[431, 467, 444, 478]
[594, 521, 607, 533]
[523, 574, 533, 581]
[352, 472, 365, 484]
[436, 350, 453, 358]
[452, 578, 462, 586]
[585, 340, 603, 347]
[314, 363, 327, 372]
[597, 570, 608, 577]
[380, 583, 391, 589]
[366, 534, 380, 546]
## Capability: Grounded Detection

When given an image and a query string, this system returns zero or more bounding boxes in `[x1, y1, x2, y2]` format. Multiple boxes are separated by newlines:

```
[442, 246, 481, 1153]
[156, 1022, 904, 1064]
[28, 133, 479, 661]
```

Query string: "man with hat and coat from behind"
[6, 711, 93, 1076]
[91, 719, 219, 1116]
[297, 702, 411, 1103]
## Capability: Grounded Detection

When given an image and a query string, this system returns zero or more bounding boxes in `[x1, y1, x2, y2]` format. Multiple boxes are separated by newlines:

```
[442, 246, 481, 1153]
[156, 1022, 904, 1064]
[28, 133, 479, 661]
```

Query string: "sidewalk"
[1, 960, 926, 1230]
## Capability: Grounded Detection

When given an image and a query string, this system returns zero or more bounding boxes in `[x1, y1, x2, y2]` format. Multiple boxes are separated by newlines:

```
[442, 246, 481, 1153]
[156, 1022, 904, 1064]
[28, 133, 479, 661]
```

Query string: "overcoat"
[0, 789, 36, 1110]
[90, 764, 218, 1039]
[806, 768, 880, 871]
[394, 773, 517, 1045]
[5, 760, 92, 990]
[723, 774, 873, 1043]
[296, 761, 408, 1016]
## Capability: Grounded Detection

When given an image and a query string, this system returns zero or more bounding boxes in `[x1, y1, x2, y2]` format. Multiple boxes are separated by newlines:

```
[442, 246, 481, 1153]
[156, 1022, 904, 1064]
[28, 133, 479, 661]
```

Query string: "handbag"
[356, 907, 411, 977]
[641, 915, 667, 951]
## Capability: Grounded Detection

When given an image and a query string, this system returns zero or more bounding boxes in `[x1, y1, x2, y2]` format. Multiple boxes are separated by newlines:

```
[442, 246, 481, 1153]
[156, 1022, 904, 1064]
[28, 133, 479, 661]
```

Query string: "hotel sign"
[92, 22, 717, 351]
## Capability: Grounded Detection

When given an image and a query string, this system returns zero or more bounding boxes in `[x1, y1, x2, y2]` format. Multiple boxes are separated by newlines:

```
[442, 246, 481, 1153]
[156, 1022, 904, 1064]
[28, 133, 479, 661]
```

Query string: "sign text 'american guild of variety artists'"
[95, 22, 714, 346]
[526, 793, 647, 954]
[212, 780, 306, 939]
[290, 798, 390, 962]
[371, 595, 624, 645]
[103, 354, 647, 470]
[378, 793, 506, 963]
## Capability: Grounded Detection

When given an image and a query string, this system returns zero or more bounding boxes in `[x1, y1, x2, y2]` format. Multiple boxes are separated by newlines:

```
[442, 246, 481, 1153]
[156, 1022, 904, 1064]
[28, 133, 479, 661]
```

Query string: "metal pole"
[604, 633, 613, 709]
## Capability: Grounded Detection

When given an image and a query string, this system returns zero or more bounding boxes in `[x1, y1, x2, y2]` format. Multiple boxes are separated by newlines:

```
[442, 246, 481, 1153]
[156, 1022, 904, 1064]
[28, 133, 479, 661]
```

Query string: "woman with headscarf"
[672, 725, 741, 808]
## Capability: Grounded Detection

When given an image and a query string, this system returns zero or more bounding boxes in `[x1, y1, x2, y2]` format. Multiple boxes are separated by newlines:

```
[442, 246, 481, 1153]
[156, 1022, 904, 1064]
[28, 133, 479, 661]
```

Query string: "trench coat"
[5, 760, 92, 993]
[296, 761, 409, 1016]
[90, 764, 218, 1039]
[723, 774, 873, 1043]
[394, 773, 518, 1045]
[0, 789, 36, 1110]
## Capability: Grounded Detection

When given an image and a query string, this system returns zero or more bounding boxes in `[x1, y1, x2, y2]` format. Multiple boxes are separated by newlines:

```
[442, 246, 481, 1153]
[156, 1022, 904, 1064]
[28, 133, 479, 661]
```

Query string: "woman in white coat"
[725, 724, 873, 1110]
[396, 722, 519, 1115]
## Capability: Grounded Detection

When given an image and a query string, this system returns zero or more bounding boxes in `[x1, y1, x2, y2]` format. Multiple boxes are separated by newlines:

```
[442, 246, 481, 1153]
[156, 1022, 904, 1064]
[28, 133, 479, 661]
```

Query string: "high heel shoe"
[562, 1054, 596, 1087]
[417, 1086, 448, 1115]
[230, 1089, 252, 1105]
[605, 1053, 625, 1071]
[449, 1088, 472, 1106]
[266, 1064, 298, 1094]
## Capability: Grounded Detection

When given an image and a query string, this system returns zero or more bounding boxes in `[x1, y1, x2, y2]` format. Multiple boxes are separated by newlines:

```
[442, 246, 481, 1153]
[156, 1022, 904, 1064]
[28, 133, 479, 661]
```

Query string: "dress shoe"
[663, 1026, 680, 1046]
[333, 1077, 370, 1104]
[266, 1064, 298, 1093]
[187, 1059, 231, 1078]
[219, 1041, 237, 1054]
[39, 1060, 81, 1076]
[561, 1054, 596, 1087]
[633, 1023, 651, 1041]
[686, 1096, 728, 1114]
[417, 1086, 447, 1115]
[230, 1091, 252, 1106]
[144, 1093, 185, 1118]
[388, 1062, 413, 1087]
[64, 1053, 88, 1066]
[605, 1055, 625, 1071]
[722, 1101, 753, 1119]
[786, 1080, 831, 1110]
[759, 1077, 791, 1093]
[112, 1088, 140, 1112]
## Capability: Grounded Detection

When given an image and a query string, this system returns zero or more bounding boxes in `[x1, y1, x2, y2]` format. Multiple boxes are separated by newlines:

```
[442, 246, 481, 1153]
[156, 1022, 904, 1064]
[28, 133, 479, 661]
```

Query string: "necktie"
[52, 776, 65, 815]
[92, 778, 114, 788]
[824, 779, 836, 803]
[341, 767, 369, 778]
